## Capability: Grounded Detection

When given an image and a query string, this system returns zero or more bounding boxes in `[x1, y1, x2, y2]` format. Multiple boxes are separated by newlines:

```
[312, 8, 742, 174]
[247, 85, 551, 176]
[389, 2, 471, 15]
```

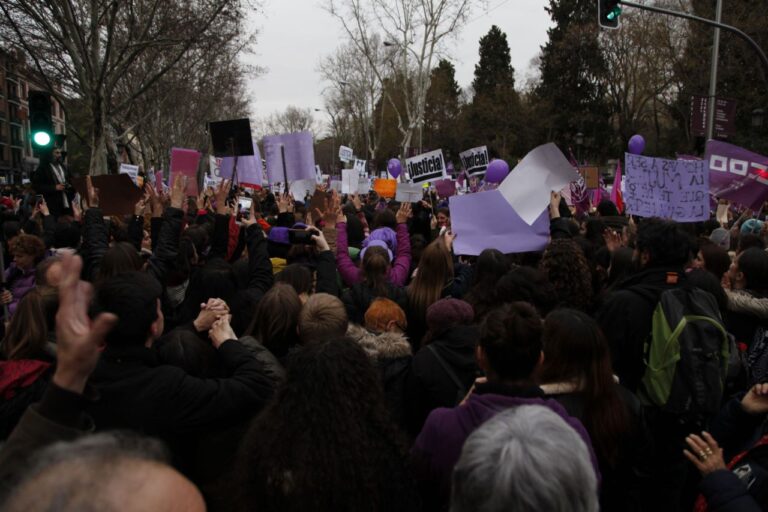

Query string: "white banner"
[339, 145, 354, 163]
[459, 146, 489, 176]
[406, 149, 447, 184]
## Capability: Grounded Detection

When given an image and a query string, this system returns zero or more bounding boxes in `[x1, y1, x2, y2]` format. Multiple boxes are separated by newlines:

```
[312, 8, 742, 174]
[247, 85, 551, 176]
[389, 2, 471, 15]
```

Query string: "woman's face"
[693, 250, 706, 270]
[13, 251, 35, 270]
[437, 212, 450, 228]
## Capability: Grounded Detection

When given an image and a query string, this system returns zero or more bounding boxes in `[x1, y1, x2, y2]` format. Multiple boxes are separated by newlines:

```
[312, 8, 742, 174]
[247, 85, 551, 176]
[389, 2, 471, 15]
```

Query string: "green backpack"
[638, 287, 730, 416]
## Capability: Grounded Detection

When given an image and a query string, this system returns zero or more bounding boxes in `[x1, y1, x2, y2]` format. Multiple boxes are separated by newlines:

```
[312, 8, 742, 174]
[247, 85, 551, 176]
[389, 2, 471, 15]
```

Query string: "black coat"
[31, 162, 75, 218]
[85, 340, 275, 466]
[342, 282, 408, 325]
[404, 324, 480, 437]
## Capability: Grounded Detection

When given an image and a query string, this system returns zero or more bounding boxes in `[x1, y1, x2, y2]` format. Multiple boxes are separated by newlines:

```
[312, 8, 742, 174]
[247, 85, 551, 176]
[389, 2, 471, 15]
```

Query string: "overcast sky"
[243, 0, 553, 126]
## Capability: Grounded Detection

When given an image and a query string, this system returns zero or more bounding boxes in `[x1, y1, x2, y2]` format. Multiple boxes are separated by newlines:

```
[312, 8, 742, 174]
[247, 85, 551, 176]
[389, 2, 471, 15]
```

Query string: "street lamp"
[752, 108, 765, 129]
[575, 132, 584, 163]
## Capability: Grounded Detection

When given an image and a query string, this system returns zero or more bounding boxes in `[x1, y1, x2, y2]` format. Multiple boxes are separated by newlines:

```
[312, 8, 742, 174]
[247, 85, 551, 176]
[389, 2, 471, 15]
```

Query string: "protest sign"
[449, 190, 549, 256]
[374, 178, 397, 198]
[209, 156, 222, 178]
[339, 146, 354, 163]
[315, 165, 323, 184]
[579, 166, 599, 189]
[706, 141, 768, 210]
[358, 177, 370, 194]
[497, 143, 580, 225]
[459, 146, 489, 177]
[290, 179, 315, 202]
[624, 153, 709, 222]
[395, 182, 423, 203]
[263, 131, 316, 185]
[220, 139, 263, 187]
[170, 148, 201, 196]
[406, 149, 447, 184]
[342, 169, 358, 194]
[353, 159, 367, 175]
[434, 179, 457, 198]
[73, 174, 143, 216]
[329, 179, 342, 193]
[119, 163, 139, 186]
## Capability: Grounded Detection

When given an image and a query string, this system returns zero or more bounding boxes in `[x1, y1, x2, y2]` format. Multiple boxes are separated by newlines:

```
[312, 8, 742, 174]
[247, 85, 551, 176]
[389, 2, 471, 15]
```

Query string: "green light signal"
[606, 6, 621, 20]
[33, 131, 52, 147]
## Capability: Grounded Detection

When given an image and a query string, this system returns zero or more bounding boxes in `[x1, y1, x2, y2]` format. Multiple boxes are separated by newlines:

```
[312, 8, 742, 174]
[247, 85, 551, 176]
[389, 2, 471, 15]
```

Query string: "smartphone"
[288, 229, 317, 245]
[35, 194, 44, 206]
[238, 196, 253, 212]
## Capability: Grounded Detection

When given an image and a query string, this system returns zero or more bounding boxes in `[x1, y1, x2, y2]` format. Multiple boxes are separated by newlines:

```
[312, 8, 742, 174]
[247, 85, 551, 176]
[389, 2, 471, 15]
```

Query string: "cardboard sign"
[119, 163, 139, 186]
[395, 182, 423, 203]
[263, 131, 316, 185]
[459, 146, 489, 176]
[339, 146, 354, 163]
[406, 149, 447, 184]
[625, 153, 709, 222]
[373, 178, 397, 198]
[170, 147, 201, 196]
[579, 166, 600, 189]
[72, 174, 144, 216]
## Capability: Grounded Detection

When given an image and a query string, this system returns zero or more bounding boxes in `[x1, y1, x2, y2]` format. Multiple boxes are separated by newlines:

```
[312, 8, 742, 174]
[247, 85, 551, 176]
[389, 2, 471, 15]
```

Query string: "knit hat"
[361, 227, 398, 260]
[360, 240, 393, 262]
[741, 218, 764, 236]
[709, 227, 730, 250]
[426, 298, 474, 332]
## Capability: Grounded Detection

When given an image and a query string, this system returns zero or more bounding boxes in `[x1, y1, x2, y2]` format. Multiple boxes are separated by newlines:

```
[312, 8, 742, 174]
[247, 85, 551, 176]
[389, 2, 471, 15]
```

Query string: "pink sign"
[170, 147, 201, 196]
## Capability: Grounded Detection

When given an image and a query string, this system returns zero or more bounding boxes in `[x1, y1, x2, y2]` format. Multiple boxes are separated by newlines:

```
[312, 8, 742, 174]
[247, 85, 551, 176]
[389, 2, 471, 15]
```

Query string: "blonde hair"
[298, 293, 348, 344]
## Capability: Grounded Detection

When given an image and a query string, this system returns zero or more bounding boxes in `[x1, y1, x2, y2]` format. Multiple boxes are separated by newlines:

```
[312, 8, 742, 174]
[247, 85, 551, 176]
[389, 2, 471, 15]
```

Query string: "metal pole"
[706, 0, 723, 141]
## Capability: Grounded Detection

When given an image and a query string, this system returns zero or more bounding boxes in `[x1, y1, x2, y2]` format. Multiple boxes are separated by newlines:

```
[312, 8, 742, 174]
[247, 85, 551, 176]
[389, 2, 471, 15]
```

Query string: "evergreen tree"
[424, 59, 461, 155]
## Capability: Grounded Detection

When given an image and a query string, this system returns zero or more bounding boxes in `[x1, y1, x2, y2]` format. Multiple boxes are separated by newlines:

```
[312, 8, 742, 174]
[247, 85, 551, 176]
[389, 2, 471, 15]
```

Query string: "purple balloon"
[628, 134, 646, 155]
[387, 158, 402, 179]
[485, 159, 510, 183]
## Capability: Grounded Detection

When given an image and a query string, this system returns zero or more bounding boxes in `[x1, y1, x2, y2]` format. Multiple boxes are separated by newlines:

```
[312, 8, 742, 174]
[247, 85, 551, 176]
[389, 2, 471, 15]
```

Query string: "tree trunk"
[89, 96, 109, 175]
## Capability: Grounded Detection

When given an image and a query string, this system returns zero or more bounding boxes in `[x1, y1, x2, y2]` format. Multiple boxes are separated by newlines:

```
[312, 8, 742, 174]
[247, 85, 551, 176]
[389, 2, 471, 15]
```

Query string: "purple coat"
[336, 222, 411, 287]
[411, 387, 600, 508]
[4, 263, 36, 317]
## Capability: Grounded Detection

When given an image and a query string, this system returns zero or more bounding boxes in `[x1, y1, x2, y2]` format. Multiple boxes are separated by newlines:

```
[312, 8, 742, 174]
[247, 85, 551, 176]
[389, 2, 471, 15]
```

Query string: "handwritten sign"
[406, 149, 446, 184]
[395, 182, 423, 203]
[459, 146, 489, 176]
[625, 153, 709, 222]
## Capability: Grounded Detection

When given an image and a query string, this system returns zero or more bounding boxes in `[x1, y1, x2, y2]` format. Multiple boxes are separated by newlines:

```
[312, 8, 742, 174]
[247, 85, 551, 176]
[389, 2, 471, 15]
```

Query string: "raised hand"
[209, 315, 236, 349]
[193, 298, 230, 333]
[214, 179, 232, 215]
[278, 192, 294, 214]
[170, 175, 187, 209]
[86, 176, 100, 208]
[741, 382, 768, 415]
[54, 254, 118, 393]
[396, 202, 412, 224]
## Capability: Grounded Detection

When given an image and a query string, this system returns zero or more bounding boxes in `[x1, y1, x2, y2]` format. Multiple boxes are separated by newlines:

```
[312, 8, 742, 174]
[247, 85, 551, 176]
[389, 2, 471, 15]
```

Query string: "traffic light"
[28, 91, 54, 153]
[598, 0, 622, 29]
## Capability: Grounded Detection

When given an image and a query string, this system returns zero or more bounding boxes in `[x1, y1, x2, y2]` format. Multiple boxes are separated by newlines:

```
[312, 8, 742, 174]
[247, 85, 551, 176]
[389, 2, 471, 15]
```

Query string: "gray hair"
[2, 432, 169, 512]
[450, 405, 599, 512]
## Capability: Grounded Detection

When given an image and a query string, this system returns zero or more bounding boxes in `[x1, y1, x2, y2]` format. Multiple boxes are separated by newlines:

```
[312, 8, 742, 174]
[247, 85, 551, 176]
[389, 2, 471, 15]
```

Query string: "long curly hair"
[539, 239, 594, 312]
[234, 338, 417, 512]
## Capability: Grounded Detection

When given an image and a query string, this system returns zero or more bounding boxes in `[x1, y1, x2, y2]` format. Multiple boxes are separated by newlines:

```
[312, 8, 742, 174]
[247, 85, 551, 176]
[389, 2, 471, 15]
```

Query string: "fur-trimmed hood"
[346, 324, 412, 360]
[726, 289, 768, 319]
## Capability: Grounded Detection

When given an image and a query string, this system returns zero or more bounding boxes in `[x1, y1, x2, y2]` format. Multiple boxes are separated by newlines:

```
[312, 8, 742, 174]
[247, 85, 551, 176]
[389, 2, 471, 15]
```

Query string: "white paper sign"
[339, 146, 354, 163]
[395, 182, 423, 203]
[358, 177, 370, 193]
[315, 165, 323, 184]
[119, 163, 140, 186]
[406, 149, 447, 184]
[342, 169, 358, 194]
[290, 179, 315, 202]
[459, 146, 489, 176]
[329, 180, 342, 192]
[497, 143, 580, 225]
[353, 159, 367, 175]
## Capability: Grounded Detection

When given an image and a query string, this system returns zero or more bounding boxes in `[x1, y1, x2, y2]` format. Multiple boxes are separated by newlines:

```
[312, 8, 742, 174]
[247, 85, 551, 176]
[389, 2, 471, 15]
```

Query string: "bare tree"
[0, 0, 255, 174]
[324, 0, 480, 158]
[260, 106, 318, 136]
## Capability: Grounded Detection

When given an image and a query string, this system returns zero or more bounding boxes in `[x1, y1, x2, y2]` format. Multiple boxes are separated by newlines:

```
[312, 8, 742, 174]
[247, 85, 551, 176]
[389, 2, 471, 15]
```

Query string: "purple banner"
[706, 140, 768, 210]
[449, 190, 549, 256]
[262, 131, 316, 186]
[220, 139, 262, 186]
[625, 153, 709, 222]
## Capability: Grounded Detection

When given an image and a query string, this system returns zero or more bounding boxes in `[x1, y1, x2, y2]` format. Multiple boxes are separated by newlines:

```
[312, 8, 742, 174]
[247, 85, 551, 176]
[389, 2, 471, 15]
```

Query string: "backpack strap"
[427, 344, 466, 396]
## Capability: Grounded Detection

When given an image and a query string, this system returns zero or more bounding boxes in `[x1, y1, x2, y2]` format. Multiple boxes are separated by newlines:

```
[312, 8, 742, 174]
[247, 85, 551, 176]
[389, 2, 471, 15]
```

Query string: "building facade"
[0, 48, 66, 184]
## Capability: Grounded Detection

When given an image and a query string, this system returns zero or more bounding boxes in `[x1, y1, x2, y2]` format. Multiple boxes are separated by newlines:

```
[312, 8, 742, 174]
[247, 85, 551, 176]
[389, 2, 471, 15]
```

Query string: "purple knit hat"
[361, 227, 397, 257]
[360, 239, 393, 262]
[426, 298, 474, 331]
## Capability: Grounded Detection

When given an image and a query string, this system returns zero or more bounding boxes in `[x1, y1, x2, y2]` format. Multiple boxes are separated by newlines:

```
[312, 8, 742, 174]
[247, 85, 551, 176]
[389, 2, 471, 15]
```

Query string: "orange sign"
[373, 178, 397, 198]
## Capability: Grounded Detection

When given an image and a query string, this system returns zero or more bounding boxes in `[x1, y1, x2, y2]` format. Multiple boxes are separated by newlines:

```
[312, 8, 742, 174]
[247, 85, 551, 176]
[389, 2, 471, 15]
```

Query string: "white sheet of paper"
[497, 143, 580, 225]
[396, 182, 423, 203]
[342, 169, 358, 194]
[290, 179, 314, 202]
[357, 177, 370, 194]
[119, 164, 139, 186]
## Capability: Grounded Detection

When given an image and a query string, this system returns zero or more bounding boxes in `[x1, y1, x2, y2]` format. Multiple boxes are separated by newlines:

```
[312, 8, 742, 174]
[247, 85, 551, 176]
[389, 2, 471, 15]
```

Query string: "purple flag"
[624, 153, 709, 222]
[449, 190, 549, 256]
[706, 140, 768, 210]
[220, 139, 262, 186]
[262, 131, 316, 186]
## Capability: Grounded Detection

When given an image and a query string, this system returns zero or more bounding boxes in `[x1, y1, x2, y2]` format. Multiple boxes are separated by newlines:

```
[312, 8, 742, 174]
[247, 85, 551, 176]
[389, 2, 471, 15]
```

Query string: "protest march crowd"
[0, 136, 766, 512]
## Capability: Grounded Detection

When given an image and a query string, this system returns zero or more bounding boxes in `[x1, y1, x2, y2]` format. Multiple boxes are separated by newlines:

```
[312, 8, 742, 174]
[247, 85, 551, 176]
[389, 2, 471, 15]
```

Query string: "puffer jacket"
[726, 289, 768, 348]
[3, 264, 36, 317]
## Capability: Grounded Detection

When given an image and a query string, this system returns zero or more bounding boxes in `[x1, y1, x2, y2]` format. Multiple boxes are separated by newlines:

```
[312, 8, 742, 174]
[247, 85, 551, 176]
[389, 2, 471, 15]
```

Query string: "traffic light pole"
[618, 0, 768, 84]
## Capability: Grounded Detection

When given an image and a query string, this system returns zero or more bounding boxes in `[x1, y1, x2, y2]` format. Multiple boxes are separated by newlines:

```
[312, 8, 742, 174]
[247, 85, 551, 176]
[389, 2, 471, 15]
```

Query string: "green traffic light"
[33, 131, 52, 147]
[606, 6, 621, 20]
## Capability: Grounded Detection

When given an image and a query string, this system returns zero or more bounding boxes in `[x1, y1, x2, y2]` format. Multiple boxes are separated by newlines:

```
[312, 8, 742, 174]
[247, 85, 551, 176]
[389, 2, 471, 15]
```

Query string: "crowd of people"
[0, 154, 766, 512]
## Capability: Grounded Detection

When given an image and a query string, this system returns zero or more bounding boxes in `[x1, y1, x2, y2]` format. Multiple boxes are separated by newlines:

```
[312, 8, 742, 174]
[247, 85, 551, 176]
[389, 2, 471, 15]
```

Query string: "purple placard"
[220, 139, 262, 186]
[706, 140, 768, 210]
[434, 178, 456, 198]
[262, 131, 316, 186]
[624, 153, 709, 222]
[449, 190, 549, 256]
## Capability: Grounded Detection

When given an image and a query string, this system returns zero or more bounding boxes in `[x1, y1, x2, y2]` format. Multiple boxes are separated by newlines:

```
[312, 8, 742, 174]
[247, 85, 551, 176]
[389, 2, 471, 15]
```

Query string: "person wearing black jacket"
[31, 148, 74, 219]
